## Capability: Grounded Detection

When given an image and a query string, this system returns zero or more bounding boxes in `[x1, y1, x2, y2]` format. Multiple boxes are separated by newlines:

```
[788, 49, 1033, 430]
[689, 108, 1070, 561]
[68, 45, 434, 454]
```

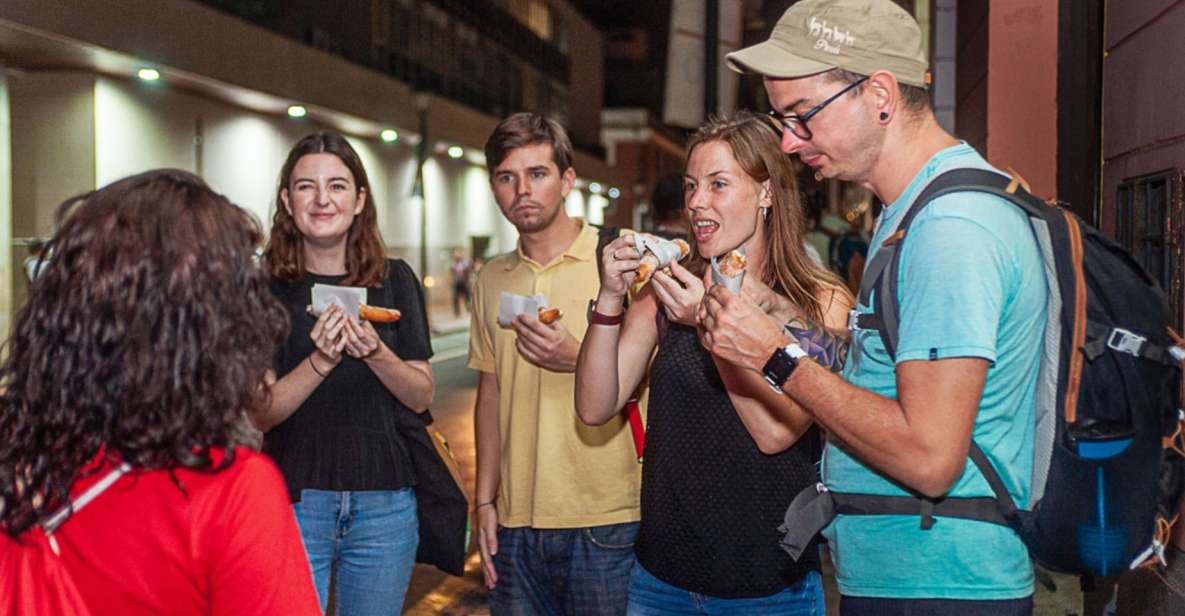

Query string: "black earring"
[879, 112, 889, 121]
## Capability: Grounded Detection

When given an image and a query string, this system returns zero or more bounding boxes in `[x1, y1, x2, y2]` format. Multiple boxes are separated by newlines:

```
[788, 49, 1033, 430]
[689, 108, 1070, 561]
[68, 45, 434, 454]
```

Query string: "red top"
[47, 448, 319, 615]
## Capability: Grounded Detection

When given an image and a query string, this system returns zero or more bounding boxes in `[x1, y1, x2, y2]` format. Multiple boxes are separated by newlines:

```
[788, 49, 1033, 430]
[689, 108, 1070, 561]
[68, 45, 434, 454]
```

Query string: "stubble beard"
[511, 200, 563, 234]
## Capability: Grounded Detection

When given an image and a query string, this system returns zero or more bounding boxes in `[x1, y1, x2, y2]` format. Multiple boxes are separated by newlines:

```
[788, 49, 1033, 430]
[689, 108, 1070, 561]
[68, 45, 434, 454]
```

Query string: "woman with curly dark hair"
[251, 132, 435, 616]
[0, 169, 320, 615]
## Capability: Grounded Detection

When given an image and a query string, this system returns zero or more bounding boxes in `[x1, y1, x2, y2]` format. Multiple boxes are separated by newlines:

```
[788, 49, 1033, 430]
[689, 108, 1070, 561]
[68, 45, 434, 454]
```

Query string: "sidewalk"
[427, 298, 472, 339]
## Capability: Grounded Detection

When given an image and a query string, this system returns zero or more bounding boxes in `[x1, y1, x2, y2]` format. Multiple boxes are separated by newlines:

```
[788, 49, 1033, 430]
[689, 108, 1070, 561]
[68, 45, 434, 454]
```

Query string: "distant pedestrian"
[577, 112, 850, 614]
[253, 132, 435, 615]
[0, 170, 320, 615]
[450, 248, 473, 315]
[470, 113, 641, 615]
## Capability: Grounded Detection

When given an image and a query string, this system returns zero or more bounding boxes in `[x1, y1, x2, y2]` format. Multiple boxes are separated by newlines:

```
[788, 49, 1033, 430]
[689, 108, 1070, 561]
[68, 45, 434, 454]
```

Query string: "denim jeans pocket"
[584, 521, 640, 550]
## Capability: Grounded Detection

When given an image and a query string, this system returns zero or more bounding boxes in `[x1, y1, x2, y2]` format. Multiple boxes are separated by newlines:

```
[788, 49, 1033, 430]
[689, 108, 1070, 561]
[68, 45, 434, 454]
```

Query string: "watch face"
[762, 347, 796, 389]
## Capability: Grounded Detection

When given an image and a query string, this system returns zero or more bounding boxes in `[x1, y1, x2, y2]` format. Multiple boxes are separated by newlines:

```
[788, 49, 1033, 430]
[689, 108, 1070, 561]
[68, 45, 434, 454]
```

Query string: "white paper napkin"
[498, 291, 549, 327]
[710, 244, 747, 294]
[311, 283, 365, 319]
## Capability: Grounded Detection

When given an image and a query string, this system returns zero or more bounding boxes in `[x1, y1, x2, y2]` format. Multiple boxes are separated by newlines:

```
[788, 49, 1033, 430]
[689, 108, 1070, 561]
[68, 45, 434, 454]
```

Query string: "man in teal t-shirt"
[701, 1, 1045, 614]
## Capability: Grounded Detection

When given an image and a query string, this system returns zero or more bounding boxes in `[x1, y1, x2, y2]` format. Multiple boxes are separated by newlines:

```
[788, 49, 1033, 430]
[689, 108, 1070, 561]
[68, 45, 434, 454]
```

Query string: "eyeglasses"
[767, 76, 869, 141]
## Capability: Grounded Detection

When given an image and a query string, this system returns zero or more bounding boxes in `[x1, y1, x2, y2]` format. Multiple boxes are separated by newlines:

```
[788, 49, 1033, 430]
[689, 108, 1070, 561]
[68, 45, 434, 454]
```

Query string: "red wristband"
[588, 300, 625, 326]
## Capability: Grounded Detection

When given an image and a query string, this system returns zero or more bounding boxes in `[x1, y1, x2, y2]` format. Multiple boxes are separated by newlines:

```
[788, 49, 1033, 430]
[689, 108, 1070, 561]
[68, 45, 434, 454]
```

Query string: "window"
[1116, 170, 1184, 328]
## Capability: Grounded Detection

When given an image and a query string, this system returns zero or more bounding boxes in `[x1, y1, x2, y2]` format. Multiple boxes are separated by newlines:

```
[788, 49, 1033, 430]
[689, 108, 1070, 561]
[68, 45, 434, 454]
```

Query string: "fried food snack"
[537, 306, 562, 324]
[635, 236, 691, 285]
[359, 304, 402, 323]
[715, 250, 747, 277]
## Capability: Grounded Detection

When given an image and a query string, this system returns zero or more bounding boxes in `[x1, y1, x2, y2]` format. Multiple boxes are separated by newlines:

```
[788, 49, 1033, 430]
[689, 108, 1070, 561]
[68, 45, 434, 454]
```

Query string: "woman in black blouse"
[250, 132, 434, 616]
[576, 113, 852, 614]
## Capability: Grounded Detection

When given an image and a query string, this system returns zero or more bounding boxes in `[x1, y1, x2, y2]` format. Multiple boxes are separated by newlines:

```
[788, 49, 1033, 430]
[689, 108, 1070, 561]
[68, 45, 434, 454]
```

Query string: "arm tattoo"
[784, 316, 849, 373]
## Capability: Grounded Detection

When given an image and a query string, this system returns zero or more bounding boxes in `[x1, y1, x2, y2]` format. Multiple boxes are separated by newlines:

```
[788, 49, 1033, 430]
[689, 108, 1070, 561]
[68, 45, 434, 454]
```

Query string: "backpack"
[781, 168, 1185, 577]
[1, 463, 130, 615]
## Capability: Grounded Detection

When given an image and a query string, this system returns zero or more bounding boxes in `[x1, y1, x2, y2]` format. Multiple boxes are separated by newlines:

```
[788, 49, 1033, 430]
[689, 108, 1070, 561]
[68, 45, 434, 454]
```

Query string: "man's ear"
[560, 166, 577, 198]
[866, 70, 901, 123]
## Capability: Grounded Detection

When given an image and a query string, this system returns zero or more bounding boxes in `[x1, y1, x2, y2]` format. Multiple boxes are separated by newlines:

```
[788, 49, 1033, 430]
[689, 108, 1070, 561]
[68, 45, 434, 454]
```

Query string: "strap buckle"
[847, 309, 863, 333]
[1107, 328, 1147, 356]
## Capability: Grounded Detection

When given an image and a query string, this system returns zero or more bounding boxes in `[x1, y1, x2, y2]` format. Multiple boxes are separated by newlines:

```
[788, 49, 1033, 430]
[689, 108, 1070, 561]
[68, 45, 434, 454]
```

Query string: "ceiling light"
[608, 187, 621, 199]
[137, 68, 160, 82]
[381, 129, 399, 143]
[287, 105, 307, 118]
[589, 182, 603, 194]
[447, 146, 464, 159]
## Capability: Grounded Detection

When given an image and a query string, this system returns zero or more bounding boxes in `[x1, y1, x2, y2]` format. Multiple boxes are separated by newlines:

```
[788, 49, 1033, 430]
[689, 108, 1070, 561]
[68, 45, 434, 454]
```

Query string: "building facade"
[0, 0, 626, 331]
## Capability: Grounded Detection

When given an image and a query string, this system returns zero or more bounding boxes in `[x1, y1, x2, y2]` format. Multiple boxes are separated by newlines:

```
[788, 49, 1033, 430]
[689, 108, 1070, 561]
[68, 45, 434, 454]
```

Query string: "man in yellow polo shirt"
[469, 112, 641, 615]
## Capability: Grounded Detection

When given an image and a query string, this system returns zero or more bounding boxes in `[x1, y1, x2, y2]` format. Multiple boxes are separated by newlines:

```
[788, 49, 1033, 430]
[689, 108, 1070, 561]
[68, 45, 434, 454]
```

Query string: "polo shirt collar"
[504, 218, 597, 270]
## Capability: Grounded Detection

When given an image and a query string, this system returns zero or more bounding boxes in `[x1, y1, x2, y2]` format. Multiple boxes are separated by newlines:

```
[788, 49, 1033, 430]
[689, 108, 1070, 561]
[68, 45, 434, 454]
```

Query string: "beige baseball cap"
[726, 0, 930, 88]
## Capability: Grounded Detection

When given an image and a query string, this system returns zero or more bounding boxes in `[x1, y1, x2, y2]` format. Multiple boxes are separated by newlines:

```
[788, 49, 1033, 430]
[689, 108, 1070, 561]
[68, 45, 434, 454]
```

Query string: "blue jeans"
[627, 560, 823, 615]
[839, 595, 1033, 615]
[292, 488, 419, 616]
[489, 522, 638, 616]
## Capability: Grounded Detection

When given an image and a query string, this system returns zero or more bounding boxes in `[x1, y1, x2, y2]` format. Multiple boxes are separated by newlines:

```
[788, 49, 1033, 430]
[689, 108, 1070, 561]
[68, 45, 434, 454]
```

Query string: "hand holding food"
[634, 233, 691, 285]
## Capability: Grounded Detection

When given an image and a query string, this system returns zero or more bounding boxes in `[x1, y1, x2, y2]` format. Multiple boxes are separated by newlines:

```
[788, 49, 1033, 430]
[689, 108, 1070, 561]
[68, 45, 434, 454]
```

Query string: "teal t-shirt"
[821, 143, 1046, 599]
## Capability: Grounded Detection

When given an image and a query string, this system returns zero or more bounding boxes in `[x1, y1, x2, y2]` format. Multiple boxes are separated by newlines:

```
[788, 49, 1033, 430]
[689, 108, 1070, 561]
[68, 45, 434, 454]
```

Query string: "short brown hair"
[265, 132, 387, 287]
[484, 113, 574, 175]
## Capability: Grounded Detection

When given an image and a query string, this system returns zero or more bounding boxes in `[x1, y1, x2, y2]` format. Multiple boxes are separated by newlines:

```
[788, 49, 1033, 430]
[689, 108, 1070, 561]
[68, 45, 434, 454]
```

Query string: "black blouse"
[263, 259, 433, 502]
[634, 322, 822, 598]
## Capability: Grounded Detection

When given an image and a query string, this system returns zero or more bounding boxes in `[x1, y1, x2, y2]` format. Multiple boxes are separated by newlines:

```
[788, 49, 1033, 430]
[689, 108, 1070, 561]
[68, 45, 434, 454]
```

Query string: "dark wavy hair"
[264, 132, 387, 286]
[0, 170, 288, 538]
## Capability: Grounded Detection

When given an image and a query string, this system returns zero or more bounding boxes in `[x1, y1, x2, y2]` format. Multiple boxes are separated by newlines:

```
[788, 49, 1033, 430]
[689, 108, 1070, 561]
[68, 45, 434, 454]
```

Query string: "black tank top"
[634, 322, 822, 598]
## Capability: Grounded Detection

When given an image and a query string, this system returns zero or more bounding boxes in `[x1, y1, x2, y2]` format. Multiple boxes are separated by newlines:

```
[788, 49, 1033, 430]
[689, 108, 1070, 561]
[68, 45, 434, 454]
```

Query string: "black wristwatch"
[762, 342, 808, 392]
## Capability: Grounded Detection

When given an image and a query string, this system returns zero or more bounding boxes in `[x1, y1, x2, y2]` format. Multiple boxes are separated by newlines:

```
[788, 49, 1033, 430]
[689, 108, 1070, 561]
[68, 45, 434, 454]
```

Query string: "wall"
[4, 69, 608, 321]
[1100, 0, 1185, 233]
[554, 1, 603, 151]
[986, 0, 1058, 198]
[953, 0, 1058, 199]
[7, 72, 96, 315]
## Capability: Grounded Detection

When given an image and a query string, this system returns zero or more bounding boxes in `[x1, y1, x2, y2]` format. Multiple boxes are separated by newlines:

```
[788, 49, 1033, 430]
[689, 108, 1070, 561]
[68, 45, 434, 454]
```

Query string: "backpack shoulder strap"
[41, 463, 131, 534]
[857, 168, 1019, 361]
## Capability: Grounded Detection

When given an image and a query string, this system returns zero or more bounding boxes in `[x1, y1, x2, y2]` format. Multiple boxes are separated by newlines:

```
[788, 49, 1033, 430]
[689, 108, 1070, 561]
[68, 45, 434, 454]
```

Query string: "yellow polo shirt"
[468, 220, 642, 529]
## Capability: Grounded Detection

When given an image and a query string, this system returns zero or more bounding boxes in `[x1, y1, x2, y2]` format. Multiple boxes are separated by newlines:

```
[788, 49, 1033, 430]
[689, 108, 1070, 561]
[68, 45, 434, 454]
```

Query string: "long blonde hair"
[684, 112, 844, 323]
